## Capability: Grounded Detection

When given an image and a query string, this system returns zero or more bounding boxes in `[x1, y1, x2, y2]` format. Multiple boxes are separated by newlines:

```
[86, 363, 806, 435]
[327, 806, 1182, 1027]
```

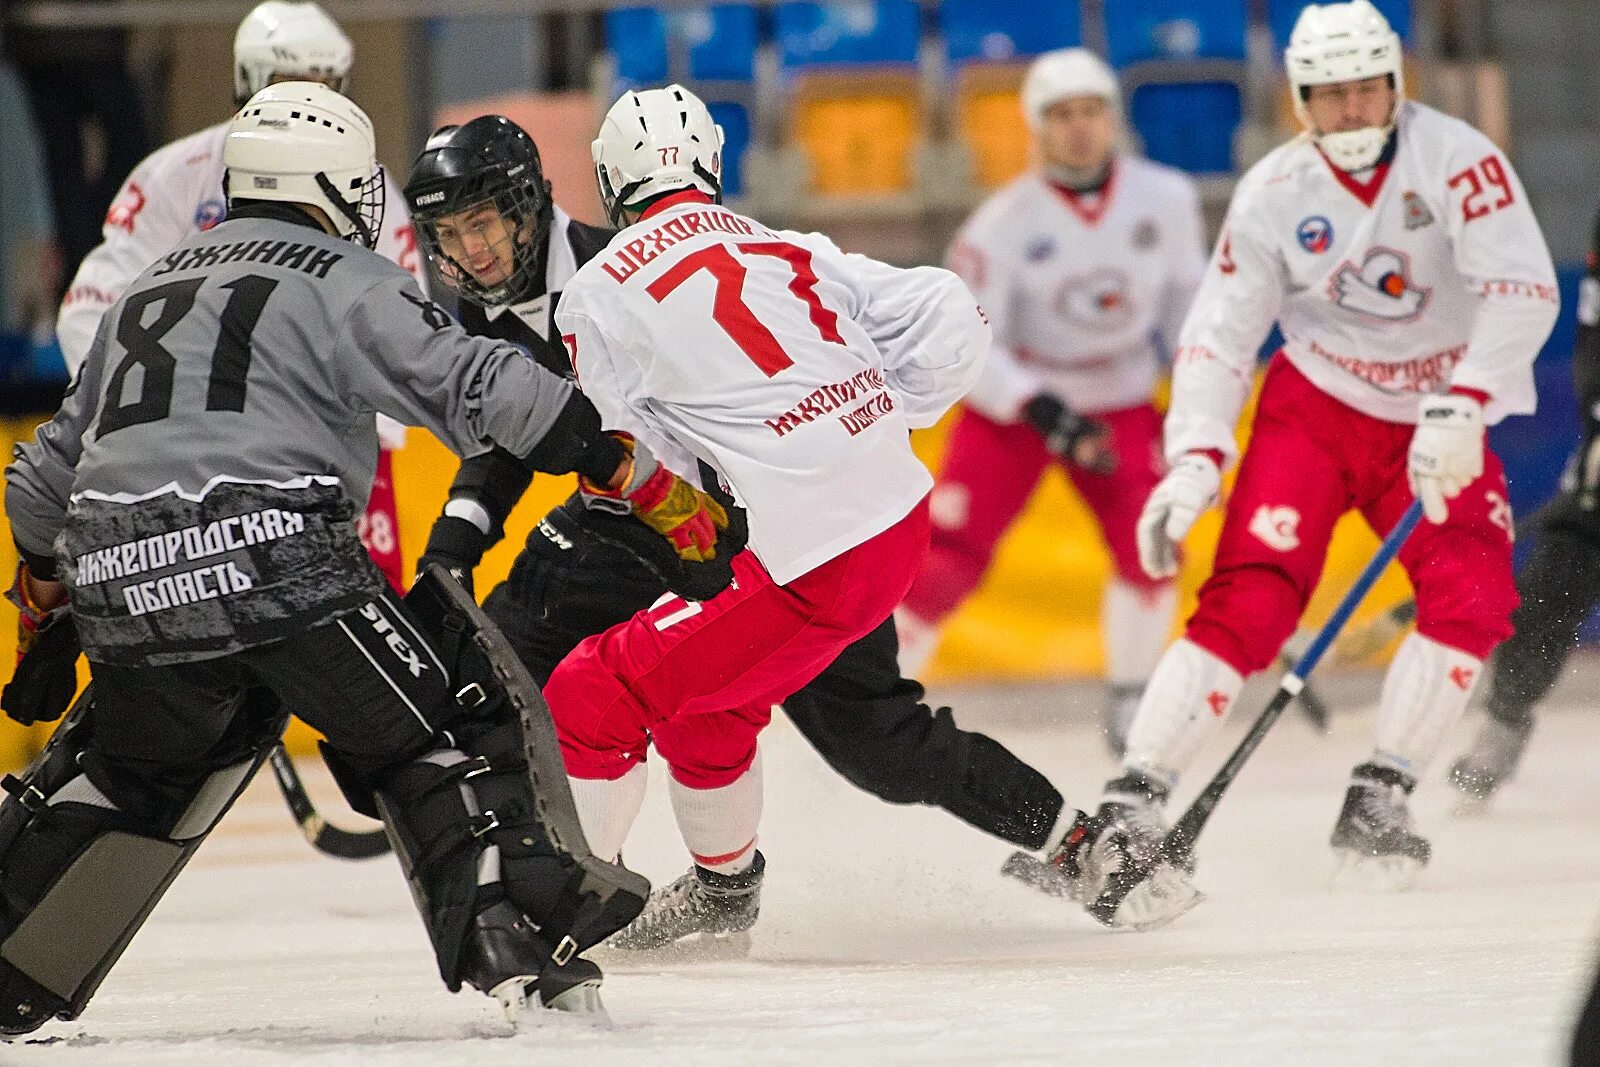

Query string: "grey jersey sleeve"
[336, 273, 578, 461]
[5, 320, 111, 575]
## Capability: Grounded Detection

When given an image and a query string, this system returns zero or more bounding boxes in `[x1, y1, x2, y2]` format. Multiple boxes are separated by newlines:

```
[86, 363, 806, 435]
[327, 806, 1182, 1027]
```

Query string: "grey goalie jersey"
[7, 206, 579, 666]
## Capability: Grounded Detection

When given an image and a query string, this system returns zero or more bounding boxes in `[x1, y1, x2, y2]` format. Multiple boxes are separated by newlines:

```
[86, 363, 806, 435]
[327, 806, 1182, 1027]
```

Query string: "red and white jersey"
[56, 121, 421, 409]
[949, 156, 1207, 419]
[557, 194, 988, 585]
[1169, 101, 1558, 466]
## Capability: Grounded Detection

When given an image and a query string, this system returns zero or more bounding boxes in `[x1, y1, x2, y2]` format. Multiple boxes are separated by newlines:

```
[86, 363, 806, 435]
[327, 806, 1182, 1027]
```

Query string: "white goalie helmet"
[1021, 48, 1122, 130]
[1285, 0, 1405, 171]
[592, 84, 724, 228]
[224, 81, 386, 248]
[233, 0, 354, 106]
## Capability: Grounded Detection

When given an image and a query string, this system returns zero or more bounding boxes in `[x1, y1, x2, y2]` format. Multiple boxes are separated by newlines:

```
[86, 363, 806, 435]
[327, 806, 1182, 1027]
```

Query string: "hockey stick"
[1158, 499, 1425, 872]
[266, 744, 392, 860]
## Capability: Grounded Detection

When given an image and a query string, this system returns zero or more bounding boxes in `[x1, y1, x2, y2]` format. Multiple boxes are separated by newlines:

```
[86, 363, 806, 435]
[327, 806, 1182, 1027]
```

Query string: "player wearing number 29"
[1099, 0, 1557, 884]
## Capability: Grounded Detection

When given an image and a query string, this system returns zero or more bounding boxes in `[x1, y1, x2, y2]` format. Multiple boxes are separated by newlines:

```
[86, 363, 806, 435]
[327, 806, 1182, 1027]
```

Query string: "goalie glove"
[580, 435, 729, 564]
[2, 563, 78, 726]
[1022, 394, 1117, 473]
[1408, 392, 1485, 525]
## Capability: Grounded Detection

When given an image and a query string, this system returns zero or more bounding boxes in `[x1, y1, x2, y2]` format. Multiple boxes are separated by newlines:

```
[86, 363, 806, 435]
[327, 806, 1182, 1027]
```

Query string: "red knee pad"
[1185, 563, 1308, 676]
[653, 706, 771, 790]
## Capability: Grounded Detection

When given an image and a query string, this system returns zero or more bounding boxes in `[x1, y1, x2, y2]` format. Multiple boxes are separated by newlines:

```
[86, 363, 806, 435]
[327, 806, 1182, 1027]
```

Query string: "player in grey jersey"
[0, 83, 721, 1033]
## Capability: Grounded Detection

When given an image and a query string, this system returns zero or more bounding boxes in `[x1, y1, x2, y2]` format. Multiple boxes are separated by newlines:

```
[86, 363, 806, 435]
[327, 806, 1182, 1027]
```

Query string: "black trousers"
[86, 591, 445, 821]
[484, 503, 1066, 851]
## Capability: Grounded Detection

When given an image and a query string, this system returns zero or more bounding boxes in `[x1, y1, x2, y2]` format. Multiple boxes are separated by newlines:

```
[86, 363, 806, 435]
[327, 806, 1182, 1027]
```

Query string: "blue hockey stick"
[1157, 499, 1425, 870]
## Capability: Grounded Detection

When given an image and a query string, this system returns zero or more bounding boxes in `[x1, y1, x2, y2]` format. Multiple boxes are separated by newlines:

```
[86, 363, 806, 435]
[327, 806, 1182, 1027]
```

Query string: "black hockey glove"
[582, 484, 748, 603]
[1023, 394, 1117, 474]
[2, 610, 80, 726]
[417, 514, 490, 598]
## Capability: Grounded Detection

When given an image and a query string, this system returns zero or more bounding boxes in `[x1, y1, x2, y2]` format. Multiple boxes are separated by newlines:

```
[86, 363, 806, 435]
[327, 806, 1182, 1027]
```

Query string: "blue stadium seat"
[1267, 0, 1412, 50]
[605, 5, 759, 85]
[1128, 81, 1243, 174]
[940, 0, 1080, 67]
[706, 100, 751, 198]
[1104, 0, 1248, 67]
[774, 1, 921, 70]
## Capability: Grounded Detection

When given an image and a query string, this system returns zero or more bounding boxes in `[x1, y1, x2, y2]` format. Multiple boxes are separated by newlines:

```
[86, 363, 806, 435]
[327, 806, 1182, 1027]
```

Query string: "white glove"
[1408, 393, 1485, 524]
[1137, 452, 1222, 580]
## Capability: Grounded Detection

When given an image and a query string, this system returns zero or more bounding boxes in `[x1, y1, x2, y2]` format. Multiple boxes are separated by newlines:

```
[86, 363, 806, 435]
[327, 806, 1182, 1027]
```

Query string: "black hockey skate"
[1003, 771, 1176, 904]
[1330, 762, 1430, 890]
[1449, 717, 1532, 811]
[607, 851, 763, 959]
[0, 958, 70, 1036]
[461, 900, 607, 1026]
[1101, 684, 1143, 759]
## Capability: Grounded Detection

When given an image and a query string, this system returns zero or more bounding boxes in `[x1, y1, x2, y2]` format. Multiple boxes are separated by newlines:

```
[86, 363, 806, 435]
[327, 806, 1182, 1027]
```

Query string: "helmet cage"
[412, 176, 546, 307]
[316, 164, 385, 249]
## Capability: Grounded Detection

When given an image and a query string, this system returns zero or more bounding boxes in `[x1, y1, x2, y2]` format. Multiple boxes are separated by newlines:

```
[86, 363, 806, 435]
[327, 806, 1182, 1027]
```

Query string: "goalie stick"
[266, 744, 391, 860]
[1088, 500, 1425, 923]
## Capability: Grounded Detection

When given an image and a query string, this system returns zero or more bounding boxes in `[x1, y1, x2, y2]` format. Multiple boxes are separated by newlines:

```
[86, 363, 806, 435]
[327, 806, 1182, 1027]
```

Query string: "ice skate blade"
[607, 929, 753, 963]
[1330, 848, 1424, 892]
[491, 977, 611, 1030]
[1000, 851, 1081, 902]
[1092, 864, 1204, 931]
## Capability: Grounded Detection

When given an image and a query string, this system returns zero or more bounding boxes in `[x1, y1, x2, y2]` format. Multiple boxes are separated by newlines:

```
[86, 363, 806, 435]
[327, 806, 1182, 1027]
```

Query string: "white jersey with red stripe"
[1168, 101, 1559, 466]
[57, 121, 422, 451]
[556, 194, 988, 585]
[949, 156, 1207, 420]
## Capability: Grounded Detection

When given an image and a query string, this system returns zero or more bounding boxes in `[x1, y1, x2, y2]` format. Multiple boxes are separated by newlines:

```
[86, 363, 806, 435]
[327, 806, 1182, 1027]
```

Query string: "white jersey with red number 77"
[555, 193, 989, 585]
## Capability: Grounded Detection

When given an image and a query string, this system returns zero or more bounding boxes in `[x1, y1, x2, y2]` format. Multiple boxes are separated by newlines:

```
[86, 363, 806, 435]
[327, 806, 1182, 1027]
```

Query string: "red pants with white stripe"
[545, 499, 931, 789]
[1187, 355, 1517, 675]
[900, 402, 1169, 625]
[358, 448, 405, 593]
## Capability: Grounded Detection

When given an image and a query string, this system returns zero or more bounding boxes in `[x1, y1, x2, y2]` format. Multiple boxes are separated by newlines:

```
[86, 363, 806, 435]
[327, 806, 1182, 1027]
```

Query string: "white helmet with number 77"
[1285, 0, 1404, 172]
[592, 84, 724, 228]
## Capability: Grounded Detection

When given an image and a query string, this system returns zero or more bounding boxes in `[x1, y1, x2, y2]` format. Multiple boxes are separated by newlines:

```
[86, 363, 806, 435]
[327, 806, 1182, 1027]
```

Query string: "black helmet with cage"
[403, 115, 554, 307]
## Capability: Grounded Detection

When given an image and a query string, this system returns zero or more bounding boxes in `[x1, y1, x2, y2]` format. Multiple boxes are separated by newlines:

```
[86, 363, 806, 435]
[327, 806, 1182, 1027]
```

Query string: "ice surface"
[8, 670, 1599, 1066]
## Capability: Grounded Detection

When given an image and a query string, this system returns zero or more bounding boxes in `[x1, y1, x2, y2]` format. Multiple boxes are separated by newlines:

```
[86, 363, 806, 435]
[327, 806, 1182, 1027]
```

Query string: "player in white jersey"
[895, 49, 1207, 755]
[54, 1, 418, 589]
[1094, 0, 1558, 887]
[543, 84, 1200, 938]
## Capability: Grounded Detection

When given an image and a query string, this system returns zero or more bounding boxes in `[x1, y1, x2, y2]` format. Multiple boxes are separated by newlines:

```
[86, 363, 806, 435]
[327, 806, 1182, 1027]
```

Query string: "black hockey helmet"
[404, 115, 553, 307]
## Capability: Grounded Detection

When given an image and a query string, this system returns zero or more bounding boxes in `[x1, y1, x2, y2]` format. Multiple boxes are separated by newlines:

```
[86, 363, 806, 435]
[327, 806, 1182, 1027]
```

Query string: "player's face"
[1303, 75, 1396, 134]
[432, 202, 523, 287]
[1037, 95, 1116, 172]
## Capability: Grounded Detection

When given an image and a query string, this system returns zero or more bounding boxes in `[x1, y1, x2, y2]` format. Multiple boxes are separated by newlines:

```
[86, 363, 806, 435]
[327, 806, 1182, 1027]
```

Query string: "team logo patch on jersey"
[194, 198, 226, 231]
[1024, 235, 1057, 263]
[1329, 247, 1431, 322]
[1132, 218, 1160, 249]
[1053, 269, 1134, 329]
[1402, 191, 1435, 231]
[1249, 505, 1301, 552]
[1296, 215, 1334, 254]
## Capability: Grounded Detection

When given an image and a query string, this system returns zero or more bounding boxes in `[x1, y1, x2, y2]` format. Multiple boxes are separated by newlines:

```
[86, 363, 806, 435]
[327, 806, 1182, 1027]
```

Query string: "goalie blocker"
[0, 570, 644, 1035]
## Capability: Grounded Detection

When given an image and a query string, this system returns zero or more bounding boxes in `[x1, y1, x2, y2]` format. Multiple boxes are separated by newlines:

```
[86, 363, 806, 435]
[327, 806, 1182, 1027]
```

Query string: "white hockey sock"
[669, 750, 763, 876]
[1122, 639, 1245, 787]
[567, 763, 647, 863]
[1373, 632, 1484, 778]
[893, 606, 940, 679]
[1103, 580, 1179, 686]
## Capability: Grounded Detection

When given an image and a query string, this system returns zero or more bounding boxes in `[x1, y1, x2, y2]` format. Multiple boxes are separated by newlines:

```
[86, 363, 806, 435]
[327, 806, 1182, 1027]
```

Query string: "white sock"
[893, 606, 940, 679]
[669, 750, 763, 875]
[1122, 639, 1245, 787]
[1103, 580, 1179, 686]
[1373, 632, 1484, 777]
[568, 763, 647, 863]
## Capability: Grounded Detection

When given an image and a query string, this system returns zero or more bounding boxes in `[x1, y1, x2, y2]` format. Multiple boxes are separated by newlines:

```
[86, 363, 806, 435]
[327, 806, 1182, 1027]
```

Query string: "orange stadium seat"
[788, 70, 921, 196]
[953, 63, 1031, 189]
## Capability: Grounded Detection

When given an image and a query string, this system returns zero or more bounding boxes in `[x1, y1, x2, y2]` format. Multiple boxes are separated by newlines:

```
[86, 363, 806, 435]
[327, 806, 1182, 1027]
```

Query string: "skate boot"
[461, 899, 607, 1026]
[1449, 716, 1532, 810]
[1330, 762, 1430, 890]
[607, 851, 763, 958]
[1101, 684, 1143, 759]
[1002, 771, 1175, 904]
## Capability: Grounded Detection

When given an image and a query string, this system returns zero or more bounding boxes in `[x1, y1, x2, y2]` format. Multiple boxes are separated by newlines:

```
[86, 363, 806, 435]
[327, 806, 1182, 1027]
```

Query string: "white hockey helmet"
[233, 0, 354, 106]
[224, 81, 385, 248]
[592, 84, 724, 228]
[1285, 0, 1404, 170]
[1021, 48, 1121, 130]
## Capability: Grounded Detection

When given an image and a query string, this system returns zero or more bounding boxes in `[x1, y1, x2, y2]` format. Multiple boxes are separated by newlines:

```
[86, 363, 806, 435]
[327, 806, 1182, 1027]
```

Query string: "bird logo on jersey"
[1053, 269, 1134, 329]
[1296, 215, 1334, 254]
[1330, 247, 1431, 322]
